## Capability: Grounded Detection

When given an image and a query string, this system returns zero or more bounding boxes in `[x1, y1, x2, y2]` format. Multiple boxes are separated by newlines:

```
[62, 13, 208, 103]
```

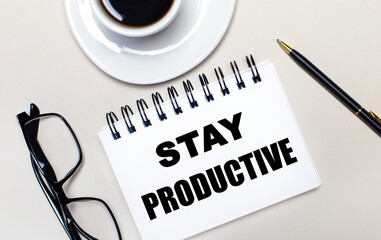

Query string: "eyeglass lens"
[25, 115, 80, 183]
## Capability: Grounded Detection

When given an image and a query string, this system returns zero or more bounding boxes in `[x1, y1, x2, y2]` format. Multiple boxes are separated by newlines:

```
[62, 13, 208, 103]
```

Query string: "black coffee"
[100, 0, 174, 27]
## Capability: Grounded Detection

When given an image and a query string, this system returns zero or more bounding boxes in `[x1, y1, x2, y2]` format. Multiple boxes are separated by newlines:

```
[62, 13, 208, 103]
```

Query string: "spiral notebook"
[99, 57, 321, 240]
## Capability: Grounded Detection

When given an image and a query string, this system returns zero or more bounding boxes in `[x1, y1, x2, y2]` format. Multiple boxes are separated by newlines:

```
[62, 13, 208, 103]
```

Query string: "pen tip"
[277, 39, 293, 54]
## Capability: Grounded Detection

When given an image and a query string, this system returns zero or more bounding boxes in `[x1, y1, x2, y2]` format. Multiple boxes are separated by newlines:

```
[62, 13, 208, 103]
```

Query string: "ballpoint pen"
[277, 39, 381, 137]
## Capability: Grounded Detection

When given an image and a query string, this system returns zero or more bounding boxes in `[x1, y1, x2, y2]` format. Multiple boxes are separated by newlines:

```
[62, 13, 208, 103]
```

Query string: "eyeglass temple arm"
[20, 104, 79, 239]
[31, 159, 76, 238]
[17, 108, 59, 182]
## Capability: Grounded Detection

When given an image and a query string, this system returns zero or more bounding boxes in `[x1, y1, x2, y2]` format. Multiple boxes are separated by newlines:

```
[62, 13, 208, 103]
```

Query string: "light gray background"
[1, 0, 380, 239]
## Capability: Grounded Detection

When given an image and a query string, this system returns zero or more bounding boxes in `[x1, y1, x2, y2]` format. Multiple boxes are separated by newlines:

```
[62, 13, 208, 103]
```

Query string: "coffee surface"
[100, 0, 174, 27]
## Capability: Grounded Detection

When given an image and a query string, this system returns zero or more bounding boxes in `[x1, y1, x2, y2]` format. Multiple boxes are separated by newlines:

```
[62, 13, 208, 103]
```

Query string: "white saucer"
[64, 0, 236, 85]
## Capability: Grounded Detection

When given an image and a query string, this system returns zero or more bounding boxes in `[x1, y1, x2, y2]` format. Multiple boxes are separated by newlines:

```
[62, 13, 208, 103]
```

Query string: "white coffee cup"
[90, 0, 182, 37]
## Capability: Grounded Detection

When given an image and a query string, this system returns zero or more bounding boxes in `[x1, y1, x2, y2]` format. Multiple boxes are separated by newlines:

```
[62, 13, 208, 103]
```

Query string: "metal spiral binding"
[168, 86, 183, 115]
[152, 92, 167, 121]
[214, 67, 230, 96]
[230, 60, 246, 89]
[121, 105, 136, 133]
[106, 54, 262, 139]
[199, 73, 214, 102]
[106, 112, 121, 140]
[183, 80, 198, 108]
[137, 99, 152, 127]
[246, 54, 261, 83]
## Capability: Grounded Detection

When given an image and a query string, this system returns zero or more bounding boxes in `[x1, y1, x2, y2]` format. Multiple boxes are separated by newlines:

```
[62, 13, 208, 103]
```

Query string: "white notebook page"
[99, 61, 321, 240]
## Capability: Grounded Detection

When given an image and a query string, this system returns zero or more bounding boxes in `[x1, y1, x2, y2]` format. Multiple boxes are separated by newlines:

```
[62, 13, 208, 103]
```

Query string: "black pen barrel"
[289, 50, 361, 113]
[289, 50, 381, 137]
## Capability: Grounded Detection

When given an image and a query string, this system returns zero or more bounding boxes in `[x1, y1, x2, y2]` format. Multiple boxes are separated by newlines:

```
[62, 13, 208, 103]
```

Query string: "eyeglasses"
[17, 103, 122, 240]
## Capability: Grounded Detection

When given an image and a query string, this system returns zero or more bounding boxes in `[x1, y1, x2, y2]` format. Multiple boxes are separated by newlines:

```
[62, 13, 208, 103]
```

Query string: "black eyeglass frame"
[17, 104, 122, 240]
